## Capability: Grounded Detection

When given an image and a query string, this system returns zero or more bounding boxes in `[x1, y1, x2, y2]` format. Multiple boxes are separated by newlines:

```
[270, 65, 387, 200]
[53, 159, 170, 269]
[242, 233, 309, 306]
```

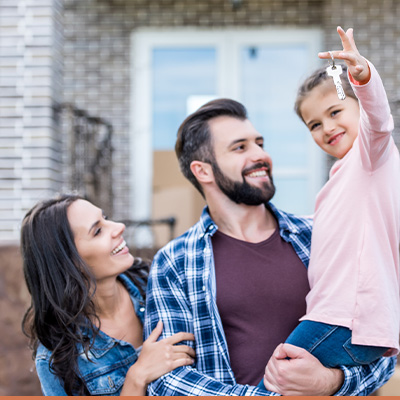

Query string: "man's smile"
[246, 169, 268, 178]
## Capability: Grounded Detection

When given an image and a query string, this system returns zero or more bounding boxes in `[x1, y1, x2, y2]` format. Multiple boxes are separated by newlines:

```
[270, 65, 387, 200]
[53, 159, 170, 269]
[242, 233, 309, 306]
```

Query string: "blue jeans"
[257, 320, 388, 389]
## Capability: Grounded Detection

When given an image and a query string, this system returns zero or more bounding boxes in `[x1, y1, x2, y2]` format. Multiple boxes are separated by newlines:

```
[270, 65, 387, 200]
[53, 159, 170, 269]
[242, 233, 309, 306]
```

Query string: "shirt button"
[139, 307, 145, 312]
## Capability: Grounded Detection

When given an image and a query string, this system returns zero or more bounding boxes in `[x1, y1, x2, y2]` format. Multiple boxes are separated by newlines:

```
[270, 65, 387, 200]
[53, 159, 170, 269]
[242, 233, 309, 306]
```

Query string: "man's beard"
[211, 160, 276, 206]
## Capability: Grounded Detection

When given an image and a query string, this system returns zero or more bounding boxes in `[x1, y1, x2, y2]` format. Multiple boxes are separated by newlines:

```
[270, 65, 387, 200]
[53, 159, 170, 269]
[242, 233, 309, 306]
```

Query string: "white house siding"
[0, 0, 64, 242]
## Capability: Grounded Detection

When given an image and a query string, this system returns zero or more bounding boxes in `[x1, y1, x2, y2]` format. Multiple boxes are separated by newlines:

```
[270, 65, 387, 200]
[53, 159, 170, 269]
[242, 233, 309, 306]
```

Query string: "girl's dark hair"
[21, 194, 149, 395]
[175, 98, 248, 196]
[294, 64, 357, 122]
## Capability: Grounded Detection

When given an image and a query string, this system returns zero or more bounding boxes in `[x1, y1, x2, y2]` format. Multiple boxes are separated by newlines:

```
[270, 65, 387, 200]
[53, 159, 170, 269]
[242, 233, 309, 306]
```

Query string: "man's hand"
[263, 343, 344, 396]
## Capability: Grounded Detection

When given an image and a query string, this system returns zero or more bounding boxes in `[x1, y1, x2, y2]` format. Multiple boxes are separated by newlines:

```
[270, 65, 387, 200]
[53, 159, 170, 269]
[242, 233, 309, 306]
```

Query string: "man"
[144, 99, 395, 395]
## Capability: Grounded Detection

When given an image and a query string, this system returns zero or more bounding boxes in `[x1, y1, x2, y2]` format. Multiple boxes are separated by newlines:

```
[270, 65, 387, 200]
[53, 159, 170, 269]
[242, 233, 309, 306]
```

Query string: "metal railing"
[121, 217, 177, 259]
[55, 103, 114, 216]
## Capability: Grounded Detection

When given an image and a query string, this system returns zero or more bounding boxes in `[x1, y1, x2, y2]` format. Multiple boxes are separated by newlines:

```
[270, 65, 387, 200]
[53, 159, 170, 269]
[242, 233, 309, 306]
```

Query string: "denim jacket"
[35, 273, 145, 396]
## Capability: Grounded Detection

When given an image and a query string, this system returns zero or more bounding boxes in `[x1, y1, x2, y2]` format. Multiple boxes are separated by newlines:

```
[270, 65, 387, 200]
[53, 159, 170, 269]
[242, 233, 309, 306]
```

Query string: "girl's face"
[67, 199, 134, 282]
[300, 82, 360, 159]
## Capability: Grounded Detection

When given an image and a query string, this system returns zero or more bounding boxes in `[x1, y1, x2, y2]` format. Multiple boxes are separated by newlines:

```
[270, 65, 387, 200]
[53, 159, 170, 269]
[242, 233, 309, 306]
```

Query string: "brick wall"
[0, 0, 64, 241]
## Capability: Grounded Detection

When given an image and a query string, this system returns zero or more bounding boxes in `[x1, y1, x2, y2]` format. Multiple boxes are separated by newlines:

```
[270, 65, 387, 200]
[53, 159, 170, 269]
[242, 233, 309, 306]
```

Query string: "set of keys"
[326, 51, 346, 100]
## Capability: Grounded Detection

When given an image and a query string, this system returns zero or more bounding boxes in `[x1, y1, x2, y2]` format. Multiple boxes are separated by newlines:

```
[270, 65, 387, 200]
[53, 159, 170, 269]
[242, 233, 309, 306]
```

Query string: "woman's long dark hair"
[21, 194, 149, 395]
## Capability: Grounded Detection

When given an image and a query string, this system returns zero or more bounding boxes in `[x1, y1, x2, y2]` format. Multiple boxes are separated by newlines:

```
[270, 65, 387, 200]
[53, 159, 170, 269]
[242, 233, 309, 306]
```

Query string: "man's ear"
[190, 160, 214, 184]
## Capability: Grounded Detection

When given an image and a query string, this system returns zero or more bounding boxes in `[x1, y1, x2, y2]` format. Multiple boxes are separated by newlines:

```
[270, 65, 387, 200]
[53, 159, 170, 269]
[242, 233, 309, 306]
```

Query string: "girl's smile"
[327, 132, 345, 145]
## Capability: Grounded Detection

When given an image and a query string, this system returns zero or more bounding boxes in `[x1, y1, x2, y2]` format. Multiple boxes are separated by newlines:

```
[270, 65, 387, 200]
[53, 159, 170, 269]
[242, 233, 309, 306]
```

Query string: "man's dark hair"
[175, 98, 248, 196]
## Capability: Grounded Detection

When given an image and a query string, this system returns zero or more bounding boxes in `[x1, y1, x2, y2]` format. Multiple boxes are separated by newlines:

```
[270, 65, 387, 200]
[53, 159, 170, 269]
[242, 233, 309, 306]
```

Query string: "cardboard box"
[152, 150, 205, 246]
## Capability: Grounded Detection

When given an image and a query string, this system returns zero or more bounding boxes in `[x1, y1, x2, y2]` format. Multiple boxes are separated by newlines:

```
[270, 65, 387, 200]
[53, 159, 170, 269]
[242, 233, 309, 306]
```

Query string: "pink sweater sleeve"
[350, 61, 394, 171]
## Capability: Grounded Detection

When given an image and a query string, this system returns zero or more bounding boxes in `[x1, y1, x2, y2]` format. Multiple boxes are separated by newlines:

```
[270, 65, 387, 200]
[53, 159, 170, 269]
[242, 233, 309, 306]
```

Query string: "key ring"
[329, 51, 336, 69]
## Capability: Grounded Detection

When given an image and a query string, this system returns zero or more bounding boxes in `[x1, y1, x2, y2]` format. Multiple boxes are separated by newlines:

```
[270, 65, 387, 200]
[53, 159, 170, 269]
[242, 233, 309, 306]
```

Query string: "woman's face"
[67, 199, 134, 282]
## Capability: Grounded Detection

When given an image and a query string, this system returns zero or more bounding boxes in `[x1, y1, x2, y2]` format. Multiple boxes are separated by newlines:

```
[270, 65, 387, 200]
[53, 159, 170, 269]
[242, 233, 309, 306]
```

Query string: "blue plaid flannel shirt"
[144, 203, 396, 396]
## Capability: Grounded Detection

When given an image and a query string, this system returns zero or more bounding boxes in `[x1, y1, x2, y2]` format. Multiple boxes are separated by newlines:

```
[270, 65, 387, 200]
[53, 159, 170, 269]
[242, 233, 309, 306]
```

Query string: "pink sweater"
[301, 62, 400, 354]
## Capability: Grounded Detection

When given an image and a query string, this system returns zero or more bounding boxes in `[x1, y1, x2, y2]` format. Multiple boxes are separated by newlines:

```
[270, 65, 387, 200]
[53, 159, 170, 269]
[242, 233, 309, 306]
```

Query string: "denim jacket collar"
[78, 273, 145, 359]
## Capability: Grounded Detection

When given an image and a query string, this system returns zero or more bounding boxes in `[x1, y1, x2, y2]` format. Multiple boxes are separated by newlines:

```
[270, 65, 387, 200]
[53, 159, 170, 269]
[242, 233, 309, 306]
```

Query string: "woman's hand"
[120, 321, 195, 395]
[262, 343, 344, 396]
[319, 26, 371, 85]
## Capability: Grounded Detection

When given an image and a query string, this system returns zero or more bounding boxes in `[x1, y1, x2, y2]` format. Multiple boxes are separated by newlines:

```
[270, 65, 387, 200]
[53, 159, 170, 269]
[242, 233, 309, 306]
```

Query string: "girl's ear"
[190, 160, 214, 184]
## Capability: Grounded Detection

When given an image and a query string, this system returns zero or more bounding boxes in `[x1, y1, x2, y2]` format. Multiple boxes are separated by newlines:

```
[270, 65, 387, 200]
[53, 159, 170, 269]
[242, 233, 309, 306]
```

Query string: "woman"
[21, 194, 195, 395]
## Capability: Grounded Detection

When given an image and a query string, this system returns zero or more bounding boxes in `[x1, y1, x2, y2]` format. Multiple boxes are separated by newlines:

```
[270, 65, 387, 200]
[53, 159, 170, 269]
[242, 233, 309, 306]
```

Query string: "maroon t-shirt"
[212, 228, 310, 386]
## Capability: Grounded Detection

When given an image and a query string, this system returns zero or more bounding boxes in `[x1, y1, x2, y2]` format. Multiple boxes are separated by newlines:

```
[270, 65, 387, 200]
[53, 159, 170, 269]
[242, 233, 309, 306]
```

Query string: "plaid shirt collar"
[197, 202, 303, 235]
[196, 203, 310, 270]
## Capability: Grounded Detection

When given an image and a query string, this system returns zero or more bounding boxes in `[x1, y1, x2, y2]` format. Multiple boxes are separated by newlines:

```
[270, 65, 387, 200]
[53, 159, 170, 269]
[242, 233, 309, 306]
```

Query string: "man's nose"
[250, 143, 272, 164]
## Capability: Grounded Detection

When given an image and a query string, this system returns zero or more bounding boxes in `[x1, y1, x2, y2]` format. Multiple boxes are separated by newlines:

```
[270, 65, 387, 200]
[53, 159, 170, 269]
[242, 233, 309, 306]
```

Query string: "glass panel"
[152, 48, 217, 150]
[272, 177, 311, 217]
[241, 44, 314, 214]
[241, 44, 310, 167]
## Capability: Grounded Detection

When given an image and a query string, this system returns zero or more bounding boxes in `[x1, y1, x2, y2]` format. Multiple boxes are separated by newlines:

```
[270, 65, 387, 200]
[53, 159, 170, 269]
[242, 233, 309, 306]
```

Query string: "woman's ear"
[190, 160, 214, 184]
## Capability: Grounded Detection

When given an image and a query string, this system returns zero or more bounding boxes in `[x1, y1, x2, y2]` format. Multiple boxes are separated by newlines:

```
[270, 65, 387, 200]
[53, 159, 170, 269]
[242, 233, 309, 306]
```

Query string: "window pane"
[241, 44, 315, 214]
[272, 178, 311, 217]
[152, 48, 217, 150]
[241, 44, 310, 167]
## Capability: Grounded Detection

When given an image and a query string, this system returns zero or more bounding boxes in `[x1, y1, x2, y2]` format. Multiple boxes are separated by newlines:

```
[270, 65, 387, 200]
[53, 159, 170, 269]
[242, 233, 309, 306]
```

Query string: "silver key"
[326, 64, 346, 100]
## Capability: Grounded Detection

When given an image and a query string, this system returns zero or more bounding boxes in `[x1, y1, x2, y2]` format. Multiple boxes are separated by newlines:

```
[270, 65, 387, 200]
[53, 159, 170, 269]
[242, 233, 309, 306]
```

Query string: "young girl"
[261, 26, 400, 390]
[21, 194, 195, 395]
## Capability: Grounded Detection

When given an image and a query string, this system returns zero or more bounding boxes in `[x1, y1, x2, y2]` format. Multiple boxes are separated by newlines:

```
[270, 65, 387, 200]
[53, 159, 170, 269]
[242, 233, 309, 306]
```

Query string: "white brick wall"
[0, 0, 64, 241]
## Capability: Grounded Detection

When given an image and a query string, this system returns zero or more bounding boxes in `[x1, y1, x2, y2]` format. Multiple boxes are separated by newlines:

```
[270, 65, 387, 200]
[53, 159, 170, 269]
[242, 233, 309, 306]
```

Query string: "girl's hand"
[318, 26, 371, 85]
[120, 321, 195, 396]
